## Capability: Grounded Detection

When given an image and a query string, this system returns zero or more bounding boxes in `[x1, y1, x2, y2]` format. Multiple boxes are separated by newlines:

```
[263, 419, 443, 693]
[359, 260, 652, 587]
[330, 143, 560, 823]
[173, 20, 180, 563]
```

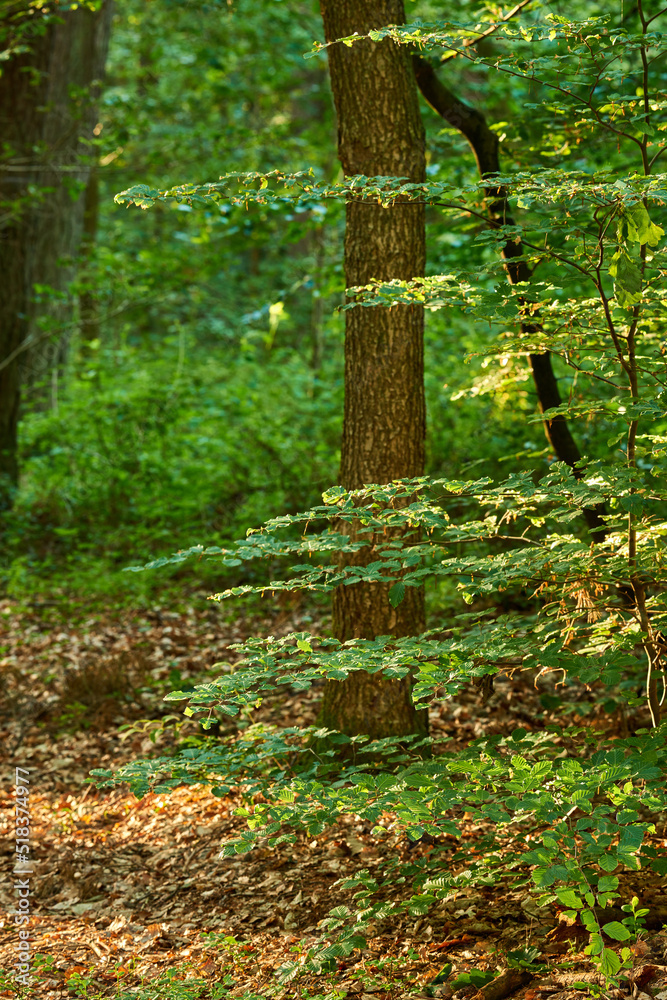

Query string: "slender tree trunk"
[0, 0, 112, 510]
[79, 167, 101, 351]
[413, 56, 606, 539]
[318, 1, 428, 740]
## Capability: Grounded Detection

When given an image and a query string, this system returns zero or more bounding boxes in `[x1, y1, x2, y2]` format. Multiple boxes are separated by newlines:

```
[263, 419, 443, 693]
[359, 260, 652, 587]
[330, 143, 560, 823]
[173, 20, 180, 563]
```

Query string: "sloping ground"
[1, 599, 666, 1000]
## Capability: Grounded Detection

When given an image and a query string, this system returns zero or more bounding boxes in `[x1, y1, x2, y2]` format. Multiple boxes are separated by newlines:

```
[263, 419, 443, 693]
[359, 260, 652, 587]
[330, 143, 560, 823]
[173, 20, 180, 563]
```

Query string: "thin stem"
[645, 6, 667, 27]
[593, 274, 628, 376]
[451, 49, 647, 153]
[557, 355, 623, 389]
[648, 145, 667, 168]
[431, 202, 597, 282]
[628, 0, 660, 726]
[439, 0, 536, 62]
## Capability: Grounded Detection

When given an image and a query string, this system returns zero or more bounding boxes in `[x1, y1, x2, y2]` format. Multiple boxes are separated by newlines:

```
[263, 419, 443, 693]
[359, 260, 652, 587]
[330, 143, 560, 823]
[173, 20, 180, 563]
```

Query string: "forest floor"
[1, 596, 666, 1000]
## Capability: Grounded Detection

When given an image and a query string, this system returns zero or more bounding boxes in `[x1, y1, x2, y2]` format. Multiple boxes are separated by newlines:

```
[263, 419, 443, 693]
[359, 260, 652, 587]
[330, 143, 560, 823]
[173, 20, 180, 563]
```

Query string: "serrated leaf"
[599, 947, 622, 977]
[622, 203, 664, 247]
[587, 932, 604, 956]
[388, 581, 406, 608]
[619, 826, 645, 850]
[556, 888, 583, 908]
[620, 493, 644, 515]
[602, 921, 631, 941]
[609, 250, 642, 307]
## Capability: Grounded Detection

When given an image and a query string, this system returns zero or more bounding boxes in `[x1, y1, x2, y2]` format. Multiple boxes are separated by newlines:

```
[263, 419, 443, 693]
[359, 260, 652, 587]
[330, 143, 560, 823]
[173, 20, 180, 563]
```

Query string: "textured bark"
[414, 56, 607, 540]
[319, 1, 428, 740]
[0, 1, 112, 509]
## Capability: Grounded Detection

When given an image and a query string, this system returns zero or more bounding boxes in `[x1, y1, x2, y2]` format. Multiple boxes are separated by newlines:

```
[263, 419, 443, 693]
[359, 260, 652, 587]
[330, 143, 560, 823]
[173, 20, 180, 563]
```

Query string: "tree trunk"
[79, 167, 101, 351]
[318, 0, 428, 740]
[413, 56, 606, 539]
[0, 0, 112, 510]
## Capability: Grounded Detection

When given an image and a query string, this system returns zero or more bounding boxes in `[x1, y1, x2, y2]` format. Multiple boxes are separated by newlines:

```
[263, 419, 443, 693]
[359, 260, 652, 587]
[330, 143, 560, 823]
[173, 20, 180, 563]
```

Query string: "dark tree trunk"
[413, 56, 607, 540]
[79, 167, 101, 351]
[318, 0, 428, 740]
[0, 0, 112, 510]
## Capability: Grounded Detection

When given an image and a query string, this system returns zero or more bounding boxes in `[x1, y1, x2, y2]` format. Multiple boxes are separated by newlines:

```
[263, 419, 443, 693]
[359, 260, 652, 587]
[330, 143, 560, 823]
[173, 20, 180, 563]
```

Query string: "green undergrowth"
[1, 342, 342, 603]
[0, 932, 458, 999]
[0, 317, 536, 606]
[93, 475, 667, 991]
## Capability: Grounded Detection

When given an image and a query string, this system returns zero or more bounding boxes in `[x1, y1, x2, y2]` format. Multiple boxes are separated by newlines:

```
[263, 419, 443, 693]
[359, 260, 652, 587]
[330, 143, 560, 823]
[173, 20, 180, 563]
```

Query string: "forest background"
[2, 1, 667, 998]
[1, 0, 545, 604]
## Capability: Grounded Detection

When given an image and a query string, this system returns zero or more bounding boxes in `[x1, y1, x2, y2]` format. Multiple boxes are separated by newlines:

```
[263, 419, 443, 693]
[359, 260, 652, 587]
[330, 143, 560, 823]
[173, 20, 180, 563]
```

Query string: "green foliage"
[449, 969, 496, 989]
[3, 341, 341, 599]
[2, 0, 348, 598]
[2, 0, 545, 598]
[93, 5, 667, 992]
[0, 1, 103, 68]
[6, 0, 667, 992]
[64, 966, 236, 999]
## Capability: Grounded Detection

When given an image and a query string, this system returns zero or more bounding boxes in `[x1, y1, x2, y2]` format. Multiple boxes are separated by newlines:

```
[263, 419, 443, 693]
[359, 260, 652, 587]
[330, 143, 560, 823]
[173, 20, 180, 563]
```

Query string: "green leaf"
[620, 493, 644, 515]
[621, 204, 664, 247]
[430, 963, 453, 986]
[388, 582, 406, 608]
[619, 826, 645, 850]
[450, 970, 496, 989]
[599, 947, 622, 977]
[556, 888, 583, 908]
[609, 251, 642, 307]
[587, 932, 604, 956]
[602, 921, 631, 941]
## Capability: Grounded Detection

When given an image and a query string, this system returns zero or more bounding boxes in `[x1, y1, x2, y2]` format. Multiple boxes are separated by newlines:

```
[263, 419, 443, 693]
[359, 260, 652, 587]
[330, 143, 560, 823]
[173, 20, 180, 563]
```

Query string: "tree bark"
[318, 0, 428, 740]
[413, 56, 607, 540]
[0, 0, 112, 510]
